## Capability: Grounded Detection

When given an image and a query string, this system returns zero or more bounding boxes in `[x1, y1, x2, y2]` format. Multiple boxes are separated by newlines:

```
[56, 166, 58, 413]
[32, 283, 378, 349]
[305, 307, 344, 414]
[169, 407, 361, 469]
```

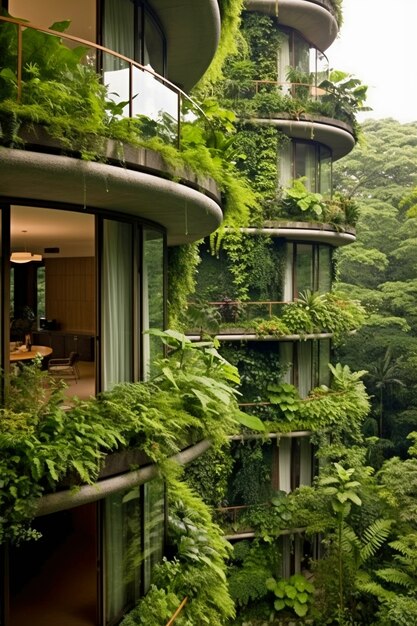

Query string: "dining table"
[9, 345, 53, 363]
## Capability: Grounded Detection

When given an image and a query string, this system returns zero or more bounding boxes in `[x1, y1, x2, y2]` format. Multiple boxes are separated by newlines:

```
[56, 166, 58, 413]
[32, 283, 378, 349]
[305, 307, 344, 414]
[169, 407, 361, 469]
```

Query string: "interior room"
[10, 205, 96, 400]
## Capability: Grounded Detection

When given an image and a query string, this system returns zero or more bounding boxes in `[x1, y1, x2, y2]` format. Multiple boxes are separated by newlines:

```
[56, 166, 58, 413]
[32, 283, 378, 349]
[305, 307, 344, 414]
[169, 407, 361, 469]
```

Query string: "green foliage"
[266, 573, 314, 618]
[214, 231, 286, 301]
[0, 331, 254, 543]
[221, 343, 288, 406]
[195, 0, 245, 93]
[281, 178, 327, 220]
[268, 383, 302, 421]
[243, 491, 294, 542]
[319, 70, 371, 134]
[184, 444, 233, 508]
[251, 291, 366, 345]
[228, 540, 275, 608]
[121, 476, 235, 626]
[167, 243, 201, 330]
[230, 439, 271, 506]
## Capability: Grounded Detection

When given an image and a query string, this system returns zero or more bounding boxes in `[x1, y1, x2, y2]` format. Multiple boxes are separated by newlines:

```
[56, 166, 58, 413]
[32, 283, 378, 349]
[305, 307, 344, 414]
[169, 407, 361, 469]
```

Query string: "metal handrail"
[165, 596, 188, 626]
[0, 15, 210, 149]
[251, 80, 329, 100]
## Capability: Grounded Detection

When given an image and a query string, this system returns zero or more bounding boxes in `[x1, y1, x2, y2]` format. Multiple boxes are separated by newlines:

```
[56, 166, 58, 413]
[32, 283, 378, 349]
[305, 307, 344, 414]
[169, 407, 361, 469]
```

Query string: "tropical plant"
[280, 178, 327, 220]
[266, 573, 315, 618]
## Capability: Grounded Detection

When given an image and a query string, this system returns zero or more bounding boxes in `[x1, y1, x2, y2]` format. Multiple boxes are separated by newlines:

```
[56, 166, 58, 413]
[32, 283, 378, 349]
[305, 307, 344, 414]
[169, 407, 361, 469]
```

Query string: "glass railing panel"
[132, 67, 179, 145]
[103, 54, 131, 117]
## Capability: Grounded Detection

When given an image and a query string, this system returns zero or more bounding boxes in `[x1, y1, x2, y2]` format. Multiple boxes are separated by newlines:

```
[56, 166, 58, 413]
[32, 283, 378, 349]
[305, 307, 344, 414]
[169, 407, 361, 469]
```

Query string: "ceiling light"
[10, 229, 42, 263]
[10, 252, 43, 264]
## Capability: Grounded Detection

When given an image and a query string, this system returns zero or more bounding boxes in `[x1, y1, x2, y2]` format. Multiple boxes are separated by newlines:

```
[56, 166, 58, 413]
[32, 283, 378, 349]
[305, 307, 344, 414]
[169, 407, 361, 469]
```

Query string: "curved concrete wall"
[152, 0, 221, 89]
[245, 0, 338, 51]
[0, 147, 223, 245]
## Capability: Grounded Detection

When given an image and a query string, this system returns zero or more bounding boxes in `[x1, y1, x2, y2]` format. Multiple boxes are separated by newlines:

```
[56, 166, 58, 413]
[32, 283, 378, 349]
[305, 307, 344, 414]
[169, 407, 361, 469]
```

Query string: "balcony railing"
[0, 15, 209, 149]
[251, 80, 328, 101]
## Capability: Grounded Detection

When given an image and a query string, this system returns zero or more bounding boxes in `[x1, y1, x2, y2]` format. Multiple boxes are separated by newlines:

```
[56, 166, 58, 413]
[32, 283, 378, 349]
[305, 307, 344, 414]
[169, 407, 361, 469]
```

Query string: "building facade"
[187, 0, 361, 603]
[0, 1, 225, 624]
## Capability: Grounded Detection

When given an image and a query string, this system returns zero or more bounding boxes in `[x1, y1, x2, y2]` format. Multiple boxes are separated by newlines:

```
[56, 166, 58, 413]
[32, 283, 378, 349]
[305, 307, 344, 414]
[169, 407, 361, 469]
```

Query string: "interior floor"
[10, 531, 97, 626]
[61, 360, 96, 402]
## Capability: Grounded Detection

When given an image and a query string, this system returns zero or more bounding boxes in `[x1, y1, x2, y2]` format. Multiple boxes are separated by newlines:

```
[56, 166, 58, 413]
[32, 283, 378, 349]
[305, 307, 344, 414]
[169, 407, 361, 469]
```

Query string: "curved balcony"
[240, 223, 356, 246]
[245, 0, 339, 51]
[0, 16, 223, 244]
[252, 114, 354, 160]
[152, 0, 221, 90]
[186, 292, 365, 342]
[35, 440, 211, 516]
[0, 143, 222, 246]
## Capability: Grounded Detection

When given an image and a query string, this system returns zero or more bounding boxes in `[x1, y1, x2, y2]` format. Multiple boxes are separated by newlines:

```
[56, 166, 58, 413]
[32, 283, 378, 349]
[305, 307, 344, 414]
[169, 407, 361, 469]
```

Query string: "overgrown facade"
[0, 1, 228, 624]
[185, 1, 364, 620]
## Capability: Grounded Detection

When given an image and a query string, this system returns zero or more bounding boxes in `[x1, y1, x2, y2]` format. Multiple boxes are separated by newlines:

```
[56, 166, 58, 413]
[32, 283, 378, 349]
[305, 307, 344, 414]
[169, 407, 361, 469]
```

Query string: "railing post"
[17, 23, 22, 102]
[177, 93, 181, 150]
[129, 62, 133, 118]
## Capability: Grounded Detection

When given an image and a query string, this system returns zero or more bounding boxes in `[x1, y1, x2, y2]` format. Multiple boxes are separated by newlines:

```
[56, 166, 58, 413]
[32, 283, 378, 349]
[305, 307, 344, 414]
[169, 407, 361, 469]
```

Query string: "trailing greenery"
[195, 0, 246, 94]
[0, 15, 254, 228]
[263, 362, 370, 438]
[167, 243, 201, 330]
[0, 330, 266, 544]
[120, 474, 235, 626]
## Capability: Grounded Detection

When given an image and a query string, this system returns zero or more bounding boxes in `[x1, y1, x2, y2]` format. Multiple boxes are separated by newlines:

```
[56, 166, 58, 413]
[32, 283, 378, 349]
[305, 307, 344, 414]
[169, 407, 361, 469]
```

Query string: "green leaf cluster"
[0, 330, 253, 543]
[266, 573, 314, 618]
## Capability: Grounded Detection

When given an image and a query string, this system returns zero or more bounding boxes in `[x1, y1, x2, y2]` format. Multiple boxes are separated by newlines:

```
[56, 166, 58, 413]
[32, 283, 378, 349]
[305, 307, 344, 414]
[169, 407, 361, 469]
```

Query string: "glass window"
[104, 488, 142, 625]
[297, 341, 312, 398]
[319, 146, 332, 196]
[292, 32, 309, 74]
[318, 339, 331, 387]
[318, 246, 332, 293]
[142, 229, 164, 378]
[294, 244, 313, 297]
[277, 30, 291, 91]
[143, 479, 165, 592]
[294, 143, 316, 192]
[37, 266, 45, 318]
[279, 342, 293, 384]
[144, 11, 164, 75]
[101, 220, 133, 390]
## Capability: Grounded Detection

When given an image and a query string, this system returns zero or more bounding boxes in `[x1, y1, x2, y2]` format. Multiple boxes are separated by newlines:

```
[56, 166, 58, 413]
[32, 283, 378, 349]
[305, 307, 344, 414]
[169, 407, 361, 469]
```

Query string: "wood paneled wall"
[45, 258, 95, 332]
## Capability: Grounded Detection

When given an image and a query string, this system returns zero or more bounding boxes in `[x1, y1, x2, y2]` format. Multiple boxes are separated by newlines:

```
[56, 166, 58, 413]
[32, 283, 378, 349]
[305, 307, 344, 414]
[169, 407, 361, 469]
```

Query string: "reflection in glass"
[295, 244, 313, 296]
[102, 220, 133, 390]
[318, 339, 331, 386]
[298, 341, 312, 398]
[104, 488, 141, 625]
[144, 11, 164, 75]
[319, 146, 332, 196]
[143, 480, 165, 592]
[294, 143, 316, 191]
[143, 229, 164, 378]
[318, 246, 332, 293]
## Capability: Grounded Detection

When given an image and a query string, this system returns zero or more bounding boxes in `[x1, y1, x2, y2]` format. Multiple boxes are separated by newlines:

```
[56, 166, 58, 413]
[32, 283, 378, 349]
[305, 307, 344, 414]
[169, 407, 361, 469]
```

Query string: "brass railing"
[187, 300, 289, 322]
[165, 596, 188, 626]
[0, 15, 209, 149]
[251, 80, 328, 101]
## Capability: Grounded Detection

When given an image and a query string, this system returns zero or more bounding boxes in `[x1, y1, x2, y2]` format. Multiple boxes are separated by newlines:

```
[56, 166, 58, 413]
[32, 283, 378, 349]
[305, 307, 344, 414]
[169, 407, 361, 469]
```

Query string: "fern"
[360, 519, 393, 562]
[375, 567, 414, 589]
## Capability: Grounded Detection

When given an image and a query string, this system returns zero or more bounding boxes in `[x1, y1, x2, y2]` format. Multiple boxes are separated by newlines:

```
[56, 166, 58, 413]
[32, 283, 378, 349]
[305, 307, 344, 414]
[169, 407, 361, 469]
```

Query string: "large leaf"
[234, 410, 265, 432]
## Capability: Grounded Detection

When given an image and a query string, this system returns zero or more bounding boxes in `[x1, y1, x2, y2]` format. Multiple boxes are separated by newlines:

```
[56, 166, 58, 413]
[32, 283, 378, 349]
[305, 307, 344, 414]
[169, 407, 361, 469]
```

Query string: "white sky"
[327, 0, 417, 123]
